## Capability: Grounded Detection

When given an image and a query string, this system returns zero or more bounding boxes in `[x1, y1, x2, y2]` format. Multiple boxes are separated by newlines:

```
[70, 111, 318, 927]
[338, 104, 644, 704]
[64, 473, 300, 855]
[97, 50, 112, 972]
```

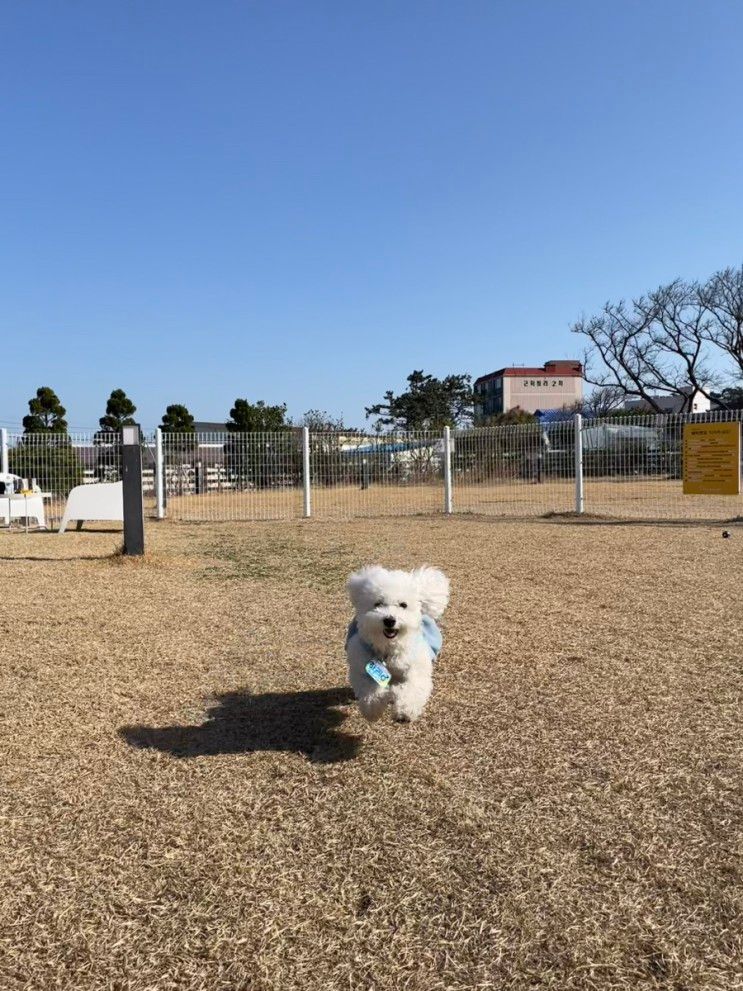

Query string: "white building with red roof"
[474, 360, 583, 421]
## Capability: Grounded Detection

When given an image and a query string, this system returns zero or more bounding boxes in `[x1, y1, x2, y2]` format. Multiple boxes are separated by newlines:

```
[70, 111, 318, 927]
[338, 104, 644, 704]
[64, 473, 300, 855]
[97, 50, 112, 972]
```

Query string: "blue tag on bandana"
[365, 660, 392, 687]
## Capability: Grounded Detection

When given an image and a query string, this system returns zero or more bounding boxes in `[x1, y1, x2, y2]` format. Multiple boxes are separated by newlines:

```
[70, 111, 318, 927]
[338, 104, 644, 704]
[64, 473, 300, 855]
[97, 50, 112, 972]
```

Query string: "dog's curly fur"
[345, 565, 450, 723]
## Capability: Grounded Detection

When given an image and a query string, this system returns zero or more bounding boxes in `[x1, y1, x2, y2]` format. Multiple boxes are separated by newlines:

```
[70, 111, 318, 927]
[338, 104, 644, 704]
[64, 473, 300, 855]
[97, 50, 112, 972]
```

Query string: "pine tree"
[12, 386, 81, 493]
[226, 399, 289, 432]
[160, 404, 197, 476]
[22, 386, 68, 433]
[92, 390, 138, 481]
[160, 404, 195, 432]
[99, 389, 137, 432]
[366, 371, 473, 431]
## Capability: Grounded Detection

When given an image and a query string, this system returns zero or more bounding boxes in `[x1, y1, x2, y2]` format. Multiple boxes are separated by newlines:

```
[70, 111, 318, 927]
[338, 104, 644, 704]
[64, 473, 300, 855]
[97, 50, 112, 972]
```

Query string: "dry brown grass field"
[1, 516, 742, 990]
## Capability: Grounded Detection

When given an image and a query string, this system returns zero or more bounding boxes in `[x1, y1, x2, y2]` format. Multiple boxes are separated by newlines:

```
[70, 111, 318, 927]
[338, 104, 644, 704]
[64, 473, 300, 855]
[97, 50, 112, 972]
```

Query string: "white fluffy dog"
[345, 565, 450, 723]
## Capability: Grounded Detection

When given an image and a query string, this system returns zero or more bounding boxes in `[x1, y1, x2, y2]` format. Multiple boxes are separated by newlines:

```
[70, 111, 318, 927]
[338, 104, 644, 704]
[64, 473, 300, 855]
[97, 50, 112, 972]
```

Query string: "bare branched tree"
[573, 266, 743, 412]
[572, 292, 686, 412]
[584, 385, 625, 417]
[699, 266, 743, 378]
[643, 280, 720, 406]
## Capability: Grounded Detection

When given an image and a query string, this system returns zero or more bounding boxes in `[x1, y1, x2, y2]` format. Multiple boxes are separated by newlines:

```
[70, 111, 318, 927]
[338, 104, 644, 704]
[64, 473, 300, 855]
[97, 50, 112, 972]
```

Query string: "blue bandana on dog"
[346, 614, 443, 664]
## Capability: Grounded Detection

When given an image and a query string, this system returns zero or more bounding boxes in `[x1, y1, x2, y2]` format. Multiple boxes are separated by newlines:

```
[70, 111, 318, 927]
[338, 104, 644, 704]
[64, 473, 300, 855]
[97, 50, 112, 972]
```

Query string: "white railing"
[2, 411, 741, 529]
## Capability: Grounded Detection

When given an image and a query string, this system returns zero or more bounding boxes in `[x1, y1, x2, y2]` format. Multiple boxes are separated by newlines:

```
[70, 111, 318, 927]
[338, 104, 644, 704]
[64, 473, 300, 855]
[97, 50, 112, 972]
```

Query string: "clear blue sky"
[3, 0, 743, 431]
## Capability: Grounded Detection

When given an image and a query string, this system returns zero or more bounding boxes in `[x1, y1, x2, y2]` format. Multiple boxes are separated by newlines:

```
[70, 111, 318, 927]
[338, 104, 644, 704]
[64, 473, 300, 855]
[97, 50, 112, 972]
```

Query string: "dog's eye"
[374, 601, 384, 609]
[399, 602, 407, 609]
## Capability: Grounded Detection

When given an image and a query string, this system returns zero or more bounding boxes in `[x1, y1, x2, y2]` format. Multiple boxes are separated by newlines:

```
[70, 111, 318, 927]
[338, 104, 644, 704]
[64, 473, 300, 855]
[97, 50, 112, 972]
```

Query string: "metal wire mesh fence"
[309, 431, 444, 519]
[581, 409, 743, 521]
[452, 420, 577, 517]
[161, 431, 303, 521]
[2, 410, 741, 530]
[156, 413, 743, 523]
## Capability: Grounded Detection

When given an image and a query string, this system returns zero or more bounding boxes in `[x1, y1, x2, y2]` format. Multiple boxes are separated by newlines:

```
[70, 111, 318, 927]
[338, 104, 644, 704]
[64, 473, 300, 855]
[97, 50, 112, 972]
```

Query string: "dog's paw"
[389, 684, 426, 724]
[390, 700, 421, 723]
[390, 695, 413, 721]
[358, 693, 390, 723]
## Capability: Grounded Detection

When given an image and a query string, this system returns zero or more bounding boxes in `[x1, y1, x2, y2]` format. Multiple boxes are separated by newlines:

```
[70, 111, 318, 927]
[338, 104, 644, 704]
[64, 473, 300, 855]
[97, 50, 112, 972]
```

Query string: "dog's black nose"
[383, 616, 396, 629]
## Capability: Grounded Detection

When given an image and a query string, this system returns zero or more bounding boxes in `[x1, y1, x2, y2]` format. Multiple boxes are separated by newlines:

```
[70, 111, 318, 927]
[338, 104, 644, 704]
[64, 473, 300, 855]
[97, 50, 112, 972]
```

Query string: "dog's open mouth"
[383, 629, 398, 640]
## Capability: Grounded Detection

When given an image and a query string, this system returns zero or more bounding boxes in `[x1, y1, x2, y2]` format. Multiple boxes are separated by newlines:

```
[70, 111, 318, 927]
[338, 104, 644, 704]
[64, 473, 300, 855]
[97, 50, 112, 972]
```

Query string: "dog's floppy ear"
[413, 566, 449, 619]
[346, 566, 377, 609]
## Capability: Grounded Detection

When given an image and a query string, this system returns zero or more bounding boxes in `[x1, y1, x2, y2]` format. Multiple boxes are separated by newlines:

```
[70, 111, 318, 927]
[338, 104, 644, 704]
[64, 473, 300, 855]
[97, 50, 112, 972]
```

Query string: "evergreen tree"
[366, 370, 473, 431]
[159, 405, 197, 484]
[92, 390, 138, 482]
[99, 389, 137, 432]
[160, 404, 195, 433]
[12, 387, 81, 494]
[22, 386, 68, 433]
[226, 399, 289, 432]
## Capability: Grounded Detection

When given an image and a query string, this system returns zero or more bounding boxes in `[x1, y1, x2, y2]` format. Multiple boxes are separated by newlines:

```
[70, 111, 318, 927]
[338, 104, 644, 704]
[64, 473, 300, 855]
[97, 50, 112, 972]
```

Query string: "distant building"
[623, 389, 711, 415]
[193, 421, 228, 433]
[474, 360, 583, 422]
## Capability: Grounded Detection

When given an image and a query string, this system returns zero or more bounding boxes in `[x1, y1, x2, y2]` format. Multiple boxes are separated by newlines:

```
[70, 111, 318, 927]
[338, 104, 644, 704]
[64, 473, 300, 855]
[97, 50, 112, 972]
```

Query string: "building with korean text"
[474, 360, 583, 421]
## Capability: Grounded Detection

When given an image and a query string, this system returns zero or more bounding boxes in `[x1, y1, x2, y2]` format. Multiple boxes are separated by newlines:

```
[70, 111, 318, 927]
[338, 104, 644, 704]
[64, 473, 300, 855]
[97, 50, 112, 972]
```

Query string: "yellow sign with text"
[683, 421, 741, 496]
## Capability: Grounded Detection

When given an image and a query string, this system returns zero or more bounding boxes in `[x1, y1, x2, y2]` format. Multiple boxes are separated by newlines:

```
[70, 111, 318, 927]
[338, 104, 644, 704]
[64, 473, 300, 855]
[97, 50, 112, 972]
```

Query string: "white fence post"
[302, 427, 312, 518]
[155, 428, 165, 519]
[574, 413, 584, 514]
[443, 426, 453, 514]
[0, 428, 8, 477]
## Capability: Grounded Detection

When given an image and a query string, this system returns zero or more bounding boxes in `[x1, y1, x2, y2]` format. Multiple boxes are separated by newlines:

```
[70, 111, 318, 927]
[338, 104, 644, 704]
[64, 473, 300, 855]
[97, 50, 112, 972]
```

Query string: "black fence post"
[122, 425, 145, 556]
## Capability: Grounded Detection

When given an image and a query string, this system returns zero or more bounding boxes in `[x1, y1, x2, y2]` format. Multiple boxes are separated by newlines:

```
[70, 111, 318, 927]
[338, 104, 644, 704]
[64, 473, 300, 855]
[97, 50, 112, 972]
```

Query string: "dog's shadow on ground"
[119, 686, 361, 764]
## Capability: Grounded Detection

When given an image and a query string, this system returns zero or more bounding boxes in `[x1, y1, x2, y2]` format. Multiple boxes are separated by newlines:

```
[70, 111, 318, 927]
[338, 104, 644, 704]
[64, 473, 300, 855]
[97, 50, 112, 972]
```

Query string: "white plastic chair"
[58, 482, 124, 534]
